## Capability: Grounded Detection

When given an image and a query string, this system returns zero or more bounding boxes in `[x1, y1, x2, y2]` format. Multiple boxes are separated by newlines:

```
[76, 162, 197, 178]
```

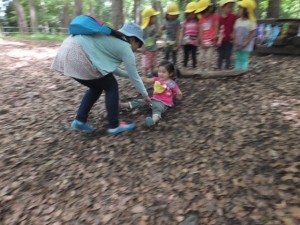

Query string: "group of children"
[123, 0, 257, 127]
[141, 0, 257, 73]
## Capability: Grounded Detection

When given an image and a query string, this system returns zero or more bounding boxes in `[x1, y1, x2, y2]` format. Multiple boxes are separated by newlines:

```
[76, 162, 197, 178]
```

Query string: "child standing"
[196, 0, 219, 71]
[121, 61, 183, 126]
[141, 8, 160, 77]
[233, 0, 257, 71]
[217, 0, 237, 70]
[181, 2, 199, 68]
[161, 2, 181, 65]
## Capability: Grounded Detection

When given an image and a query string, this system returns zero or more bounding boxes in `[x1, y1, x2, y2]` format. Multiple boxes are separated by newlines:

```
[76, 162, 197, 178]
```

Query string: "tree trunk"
[178, 69, 247, 79]
[254, 0, 260, 19]
[151, 0, 163, 27]
[74, 0, 82, 16]
[63, 1, 71, 28]
[28, 0, 38, 32]
[111, 0, 124, 29]
[267, 0, 281, 18]
[12, 0, 29, 33]
[134, 0, 141, 24]
[88, 0, 94, 15]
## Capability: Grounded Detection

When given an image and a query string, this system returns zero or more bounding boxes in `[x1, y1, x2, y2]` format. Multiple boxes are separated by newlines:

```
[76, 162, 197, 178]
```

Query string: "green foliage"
[258, 0, 300, 18]
[2, 0, 299, 34]
[3, 33, 67, 41]
[280, 0, 300, 18]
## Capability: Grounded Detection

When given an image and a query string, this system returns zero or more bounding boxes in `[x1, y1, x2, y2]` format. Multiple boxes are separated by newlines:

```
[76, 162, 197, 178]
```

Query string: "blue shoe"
[71, 119, 95, 133]
[146, 117, 155, 126]
[107, 122, 135, 135]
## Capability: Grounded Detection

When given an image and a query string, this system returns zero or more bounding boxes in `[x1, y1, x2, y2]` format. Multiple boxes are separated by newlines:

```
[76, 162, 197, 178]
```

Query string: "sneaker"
[71, 119, 95, 133]
[107, 122, 135, 135]
[145, 117, 155, 126]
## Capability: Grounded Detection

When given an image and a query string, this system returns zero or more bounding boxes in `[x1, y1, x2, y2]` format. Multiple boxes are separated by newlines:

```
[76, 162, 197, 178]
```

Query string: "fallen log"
[177, 69, 247, 79]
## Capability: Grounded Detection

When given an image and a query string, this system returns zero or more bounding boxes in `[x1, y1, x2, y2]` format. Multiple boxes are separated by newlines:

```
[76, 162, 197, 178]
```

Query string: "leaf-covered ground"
[0, 38, 300, 225]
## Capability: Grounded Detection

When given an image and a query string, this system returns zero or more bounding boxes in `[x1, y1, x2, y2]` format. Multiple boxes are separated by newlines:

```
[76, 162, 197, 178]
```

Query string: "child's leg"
[150, 51, 158, 74]
[234, 50, 242, 70]
[224, 41, 233, 69]
[142, 52, 150, 76]
[191, 45, 197, 68]
[172, 49, 177, 65]
[120, 99, 146, 110]
[146, 100, 168, 126]
[183, 45, 189, 67]
[152, 114, 161, 123]
[165, 46, 171, 61]
[241, 51, 250, 71]
[198, 48, 205, 68]
[206, 47, 214, 70]
[130, 99, 147, 109]
[203, 48, 210, 70]
[217, 43, 225, 69]
[120, 102, 131, 109]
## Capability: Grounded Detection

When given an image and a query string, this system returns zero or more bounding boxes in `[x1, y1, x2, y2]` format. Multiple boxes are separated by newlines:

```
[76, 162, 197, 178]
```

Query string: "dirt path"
[0, 38, 300, 225]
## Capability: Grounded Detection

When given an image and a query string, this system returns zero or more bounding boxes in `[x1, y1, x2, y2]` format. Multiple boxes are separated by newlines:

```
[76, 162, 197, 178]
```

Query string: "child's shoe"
[146, 117, 155, 126]
[107, 122, 135, 135]
[71, 119, 95, 133]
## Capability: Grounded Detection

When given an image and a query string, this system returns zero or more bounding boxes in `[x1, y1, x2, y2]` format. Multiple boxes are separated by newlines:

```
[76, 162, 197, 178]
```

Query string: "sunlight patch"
[271, 99, 300, 127]
[0, 39, 25, 46]
[4, 47, 57, 59]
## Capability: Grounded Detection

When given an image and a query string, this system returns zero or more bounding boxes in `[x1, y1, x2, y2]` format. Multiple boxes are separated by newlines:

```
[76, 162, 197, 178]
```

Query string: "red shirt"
[219, 13, 237, 42]
[199, 14, 219, 42]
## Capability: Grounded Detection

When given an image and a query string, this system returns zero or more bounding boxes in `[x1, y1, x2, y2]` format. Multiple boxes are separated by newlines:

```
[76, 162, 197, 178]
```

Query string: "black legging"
[183, 44, 197, 68]
[165, 46, 178, 65]
[217, 41, 233, 69]
[74, 73, 119, 129]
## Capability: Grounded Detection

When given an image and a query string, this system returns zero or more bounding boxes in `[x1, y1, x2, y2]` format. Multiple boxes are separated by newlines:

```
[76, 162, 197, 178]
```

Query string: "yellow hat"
[185, 2, 199, 13]
[195, 0, 212, 13]
[166, 2, 180, 15]
[237, 0, 257, 22]
[141, 8, 160, 29]
[218, 0, 236, 7]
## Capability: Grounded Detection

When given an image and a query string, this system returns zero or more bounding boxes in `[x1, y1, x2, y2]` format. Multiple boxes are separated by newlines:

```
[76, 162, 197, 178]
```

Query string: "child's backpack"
[68, 15, 125, 42]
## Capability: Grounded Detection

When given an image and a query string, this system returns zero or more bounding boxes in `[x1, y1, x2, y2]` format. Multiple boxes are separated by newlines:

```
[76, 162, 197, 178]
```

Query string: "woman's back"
[74, 34, 132, 75]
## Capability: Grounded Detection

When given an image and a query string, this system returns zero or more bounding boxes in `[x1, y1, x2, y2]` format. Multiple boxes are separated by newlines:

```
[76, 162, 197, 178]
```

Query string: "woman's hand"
[143, 96, 152, 105]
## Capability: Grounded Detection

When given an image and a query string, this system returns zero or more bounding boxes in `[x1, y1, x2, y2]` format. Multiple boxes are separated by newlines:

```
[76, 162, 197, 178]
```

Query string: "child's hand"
[240, 42, 248, 49]
[175, 90, 183, 100]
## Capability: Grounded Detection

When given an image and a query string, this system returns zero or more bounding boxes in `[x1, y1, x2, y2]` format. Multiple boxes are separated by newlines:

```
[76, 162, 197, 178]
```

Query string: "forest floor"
[0, 38, 300, 225]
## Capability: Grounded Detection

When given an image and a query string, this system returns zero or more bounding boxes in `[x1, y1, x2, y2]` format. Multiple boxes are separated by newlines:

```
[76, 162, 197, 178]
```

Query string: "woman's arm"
[142, 76, 155, 84]
[121, 49, 149, 97]
[114, 68, 129, 78]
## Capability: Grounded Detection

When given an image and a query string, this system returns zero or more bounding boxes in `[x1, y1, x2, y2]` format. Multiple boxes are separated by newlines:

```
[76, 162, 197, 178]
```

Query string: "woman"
[51, 22, 151, 135]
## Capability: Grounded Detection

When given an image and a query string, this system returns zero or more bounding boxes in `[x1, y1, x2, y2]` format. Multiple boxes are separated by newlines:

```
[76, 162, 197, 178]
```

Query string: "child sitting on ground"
[120, 61, 183, 126]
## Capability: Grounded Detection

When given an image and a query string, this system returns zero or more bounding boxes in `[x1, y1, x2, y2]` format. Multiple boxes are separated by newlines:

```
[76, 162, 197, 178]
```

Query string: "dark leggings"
[217, 41, 233, 69]
[74, 73, 119, 129]
[165, 46, 178, 65]
[183, 44, 197, 68]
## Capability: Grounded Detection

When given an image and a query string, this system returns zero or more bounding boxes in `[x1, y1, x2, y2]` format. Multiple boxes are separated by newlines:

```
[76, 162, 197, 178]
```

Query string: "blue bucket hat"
[118, 22, 144, 45]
